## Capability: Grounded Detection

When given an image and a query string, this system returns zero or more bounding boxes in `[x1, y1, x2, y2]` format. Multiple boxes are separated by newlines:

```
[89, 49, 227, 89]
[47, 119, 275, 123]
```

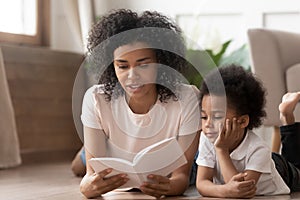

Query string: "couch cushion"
[286, 63, 300, 92]
[286, 63, 300, 122]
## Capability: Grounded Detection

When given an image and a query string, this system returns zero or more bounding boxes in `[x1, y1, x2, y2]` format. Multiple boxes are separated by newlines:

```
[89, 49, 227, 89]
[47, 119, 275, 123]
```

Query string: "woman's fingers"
[140, 175, 171, 198]
[89, 169, 129, 194]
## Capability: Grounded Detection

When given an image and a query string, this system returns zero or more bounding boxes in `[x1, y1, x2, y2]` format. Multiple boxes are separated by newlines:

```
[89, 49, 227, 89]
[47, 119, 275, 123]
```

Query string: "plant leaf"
[219, 44, 250, 71]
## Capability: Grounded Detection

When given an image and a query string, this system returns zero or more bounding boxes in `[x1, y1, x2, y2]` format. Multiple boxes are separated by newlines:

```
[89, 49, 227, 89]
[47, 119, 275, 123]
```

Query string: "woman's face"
[113, 42, 158, 100]
[201, 94, 237, 143]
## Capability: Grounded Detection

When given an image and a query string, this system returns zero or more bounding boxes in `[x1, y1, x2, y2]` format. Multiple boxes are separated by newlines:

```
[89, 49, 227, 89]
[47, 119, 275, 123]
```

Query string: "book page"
[88, 137, 187, 189]
[132, 137, 175, 164]
[89, 158, 141, 188]
[89, 157, 134, 173]
[133, 137, 187, 174]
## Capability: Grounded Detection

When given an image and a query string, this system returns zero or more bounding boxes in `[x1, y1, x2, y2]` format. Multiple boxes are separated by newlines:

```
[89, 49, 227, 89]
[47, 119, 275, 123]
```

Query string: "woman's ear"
[239, 115, 249, 128]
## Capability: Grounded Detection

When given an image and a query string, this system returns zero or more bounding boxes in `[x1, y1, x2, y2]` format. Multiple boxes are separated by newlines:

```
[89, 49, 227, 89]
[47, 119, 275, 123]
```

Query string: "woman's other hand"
[139, 174, 171, 199]
[80, 168, 128, 198]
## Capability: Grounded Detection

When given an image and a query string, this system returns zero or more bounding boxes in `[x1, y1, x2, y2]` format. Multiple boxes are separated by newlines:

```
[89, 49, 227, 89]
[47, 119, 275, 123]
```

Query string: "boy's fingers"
[232, 118, 240, 139]
[225, 118, 231, 133]
[238, 179, 255, 188]
[232, 172, 247, 181]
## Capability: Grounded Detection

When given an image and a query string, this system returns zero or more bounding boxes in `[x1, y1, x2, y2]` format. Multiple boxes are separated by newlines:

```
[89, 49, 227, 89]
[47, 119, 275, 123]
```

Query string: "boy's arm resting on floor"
[215, 148, 261, 184]
[196, 165, 257, 198]
[215, 148, 239, 182]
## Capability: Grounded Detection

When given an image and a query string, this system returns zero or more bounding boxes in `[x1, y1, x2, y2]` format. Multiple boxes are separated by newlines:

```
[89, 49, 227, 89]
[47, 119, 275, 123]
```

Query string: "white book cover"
[89, 137, 187, 189]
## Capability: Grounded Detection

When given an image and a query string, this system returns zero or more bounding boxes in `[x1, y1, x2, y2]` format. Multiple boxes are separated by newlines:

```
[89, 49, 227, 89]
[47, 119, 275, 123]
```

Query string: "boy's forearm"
[197, 180, 227, 198]
[215, 148, 239, 183]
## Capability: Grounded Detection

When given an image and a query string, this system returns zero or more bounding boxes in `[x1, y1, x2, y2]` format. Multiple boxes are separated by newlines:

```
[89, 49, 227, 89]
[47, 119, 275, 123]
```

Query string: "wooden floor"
[1, 161, 300, 200]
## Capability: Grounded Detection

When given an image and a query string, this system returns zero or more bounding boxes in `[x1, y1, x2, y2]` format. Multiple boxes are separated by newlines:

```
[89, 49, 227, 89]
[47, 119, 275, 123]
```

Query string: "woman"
[77, 9, 201, 198]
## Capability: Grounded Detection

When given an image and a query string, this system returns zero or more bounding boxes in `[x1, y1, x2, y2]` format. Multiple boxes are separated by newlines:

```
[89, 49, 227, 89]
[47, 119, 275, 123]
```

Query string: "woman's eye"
[118, 65, 128, 69]
[138, 64, 149, 68]
[201, 116, 207, 120]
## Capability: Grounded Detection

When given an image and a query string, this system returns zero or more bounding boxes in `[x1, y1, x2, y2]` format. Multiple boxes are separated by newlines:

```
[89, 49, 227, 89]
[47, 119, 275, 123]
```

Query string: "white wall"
[94, 0, 300, 51]
[51, 0, 300, 53]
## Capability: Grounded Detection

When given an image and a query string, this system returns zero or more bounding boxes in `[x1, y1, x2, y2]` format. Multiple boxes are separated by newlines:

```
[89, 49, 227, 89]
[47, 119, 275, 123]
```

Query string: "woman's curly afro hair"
[87, 9, 187, 102]
[199, 64, 266, 130]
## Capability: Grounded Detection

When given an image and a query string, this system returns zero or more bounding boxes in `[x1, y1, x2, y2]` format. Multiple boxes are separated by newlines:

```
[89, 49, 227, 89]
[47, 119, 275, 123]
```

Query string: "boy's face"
[201, 94, 238, 143]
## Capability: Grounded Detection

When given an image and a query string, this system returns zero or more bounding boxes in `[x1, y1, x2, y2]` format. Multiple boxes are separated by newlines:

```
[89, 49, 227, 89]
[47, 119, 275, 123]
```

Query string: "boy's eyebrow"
[201, 110, 225, 114]
[212, 110, 225, 114]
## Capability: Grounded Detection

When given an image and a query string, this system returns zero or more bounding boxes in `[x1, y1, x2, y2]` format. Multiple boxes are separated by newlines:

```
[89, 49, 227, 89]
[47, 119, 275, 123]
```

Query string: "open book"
[89, 137, 187, 189]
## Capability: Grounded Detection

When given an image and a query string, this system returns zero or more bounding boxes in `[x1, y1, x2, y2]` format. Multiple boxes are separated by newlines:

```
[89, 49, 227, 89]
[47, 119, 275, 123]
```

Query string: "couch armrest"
[247, 29, 286, 126]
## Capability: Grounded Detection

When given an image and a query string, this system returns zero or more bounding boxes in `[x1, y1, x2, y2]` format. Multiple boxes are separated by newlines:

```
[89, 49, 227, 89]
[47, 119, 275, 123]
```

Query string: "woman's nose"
[127, 68, 139, 79]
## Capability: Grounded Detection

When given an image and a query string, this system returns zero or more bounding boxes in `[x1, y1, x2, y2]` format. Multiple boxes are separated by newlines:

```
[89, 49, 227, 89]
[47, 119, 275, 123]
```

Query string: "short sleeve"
[245, 143, 272, 173]
[81, 86, 102, 129]
[178, 85, 201, 136]
[196, 133, 216, 168]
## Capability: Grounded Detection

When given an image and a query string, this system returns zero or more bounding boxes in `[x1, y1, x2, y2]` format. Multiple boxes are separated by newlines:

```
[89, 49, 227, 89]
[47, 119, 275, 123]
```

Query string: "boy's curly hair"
[199, 64, 266, 130]
[87, 9, 187, 102]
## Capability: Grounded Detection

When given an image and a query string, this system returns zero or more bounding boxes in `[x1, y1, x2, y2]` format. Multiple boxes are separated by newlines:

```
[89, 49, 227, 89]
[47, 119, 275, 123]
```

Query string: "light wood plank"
[1, 162, 300, 200]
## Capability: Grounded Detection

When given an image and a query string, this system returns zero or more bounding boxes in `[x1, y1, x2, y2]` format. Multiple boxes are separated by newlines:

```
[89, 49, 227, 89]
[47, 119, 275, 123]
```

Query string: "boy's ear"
[239, 115, 249, 128]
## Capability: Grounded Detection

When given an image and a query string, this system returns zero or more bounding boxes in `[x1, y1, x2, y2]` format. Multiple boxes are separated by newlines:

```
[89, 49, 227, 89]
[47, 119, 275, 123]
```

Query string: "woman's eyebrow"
[114, 59, 128, 63]
[114, 57, 152, 63]
[136, 57, 152, 62]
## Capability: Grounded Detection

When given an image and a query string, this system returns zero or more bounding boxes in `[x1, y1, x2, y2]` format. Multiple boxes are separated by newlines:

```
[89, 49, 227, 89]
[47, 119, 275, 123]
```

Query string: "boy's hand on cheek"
[214, 118, 244, 152]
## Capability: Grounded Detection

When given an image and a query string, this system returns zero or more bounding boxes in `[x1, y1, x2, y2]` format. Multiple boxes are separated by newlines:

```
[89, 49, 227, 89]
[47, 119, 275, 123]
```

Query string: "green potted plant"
[185, 40, 250, 87]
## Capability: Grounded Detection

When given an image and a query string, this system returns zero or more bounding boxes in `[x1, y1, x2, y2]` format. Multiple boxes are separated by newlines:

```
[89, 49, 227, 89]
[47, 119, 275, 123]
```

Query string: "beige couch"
[248, 28, 300, 126]
[247, 28, 300, 151]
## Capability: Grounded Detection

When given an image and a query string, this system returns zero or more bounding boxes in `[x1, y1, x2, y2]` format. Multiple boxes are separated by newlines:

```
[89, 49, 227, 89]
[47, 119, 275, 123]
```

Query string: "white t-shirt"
[196, 130, 290, 195]
[81, 84, 201, 160]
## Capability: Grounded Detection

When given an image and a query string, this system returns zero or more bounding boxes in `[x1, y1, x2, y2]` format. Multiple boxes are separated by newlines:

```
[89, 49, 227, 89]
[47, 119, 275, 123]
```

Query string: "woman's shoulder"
[177, 83, 199, 92]
[86, 84, 105, 94]
[83, 84, 106, 102]
[176, 84, 200, 101]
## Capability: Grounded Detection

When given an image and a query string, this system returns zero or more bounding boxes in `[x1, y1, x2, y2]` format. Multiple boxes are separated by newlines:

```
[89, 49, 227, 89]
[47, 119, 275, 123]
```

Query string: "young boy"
[196, 64, 300, 198]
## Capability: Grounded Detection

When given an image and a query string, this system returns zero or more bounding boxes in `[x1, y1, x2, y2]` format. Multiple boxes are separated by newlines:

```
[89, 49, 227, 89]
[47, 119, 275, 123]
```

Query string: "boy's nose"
[205, 118, 214, 128]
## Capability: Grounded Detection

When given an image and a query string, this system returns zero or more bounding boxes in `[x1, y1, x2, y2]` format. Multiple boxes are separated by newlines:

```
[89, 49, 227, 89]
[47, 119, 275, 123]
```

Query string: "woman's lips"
[126, 84, 144, 92]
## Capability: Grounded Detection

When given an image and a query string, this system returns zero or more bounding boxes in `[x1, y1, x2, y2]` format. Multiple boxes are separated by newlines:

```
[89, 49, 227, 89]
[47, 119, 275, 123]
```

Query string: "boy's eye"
[213, 116, 224, 120]
[201, 116, 207, 120]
